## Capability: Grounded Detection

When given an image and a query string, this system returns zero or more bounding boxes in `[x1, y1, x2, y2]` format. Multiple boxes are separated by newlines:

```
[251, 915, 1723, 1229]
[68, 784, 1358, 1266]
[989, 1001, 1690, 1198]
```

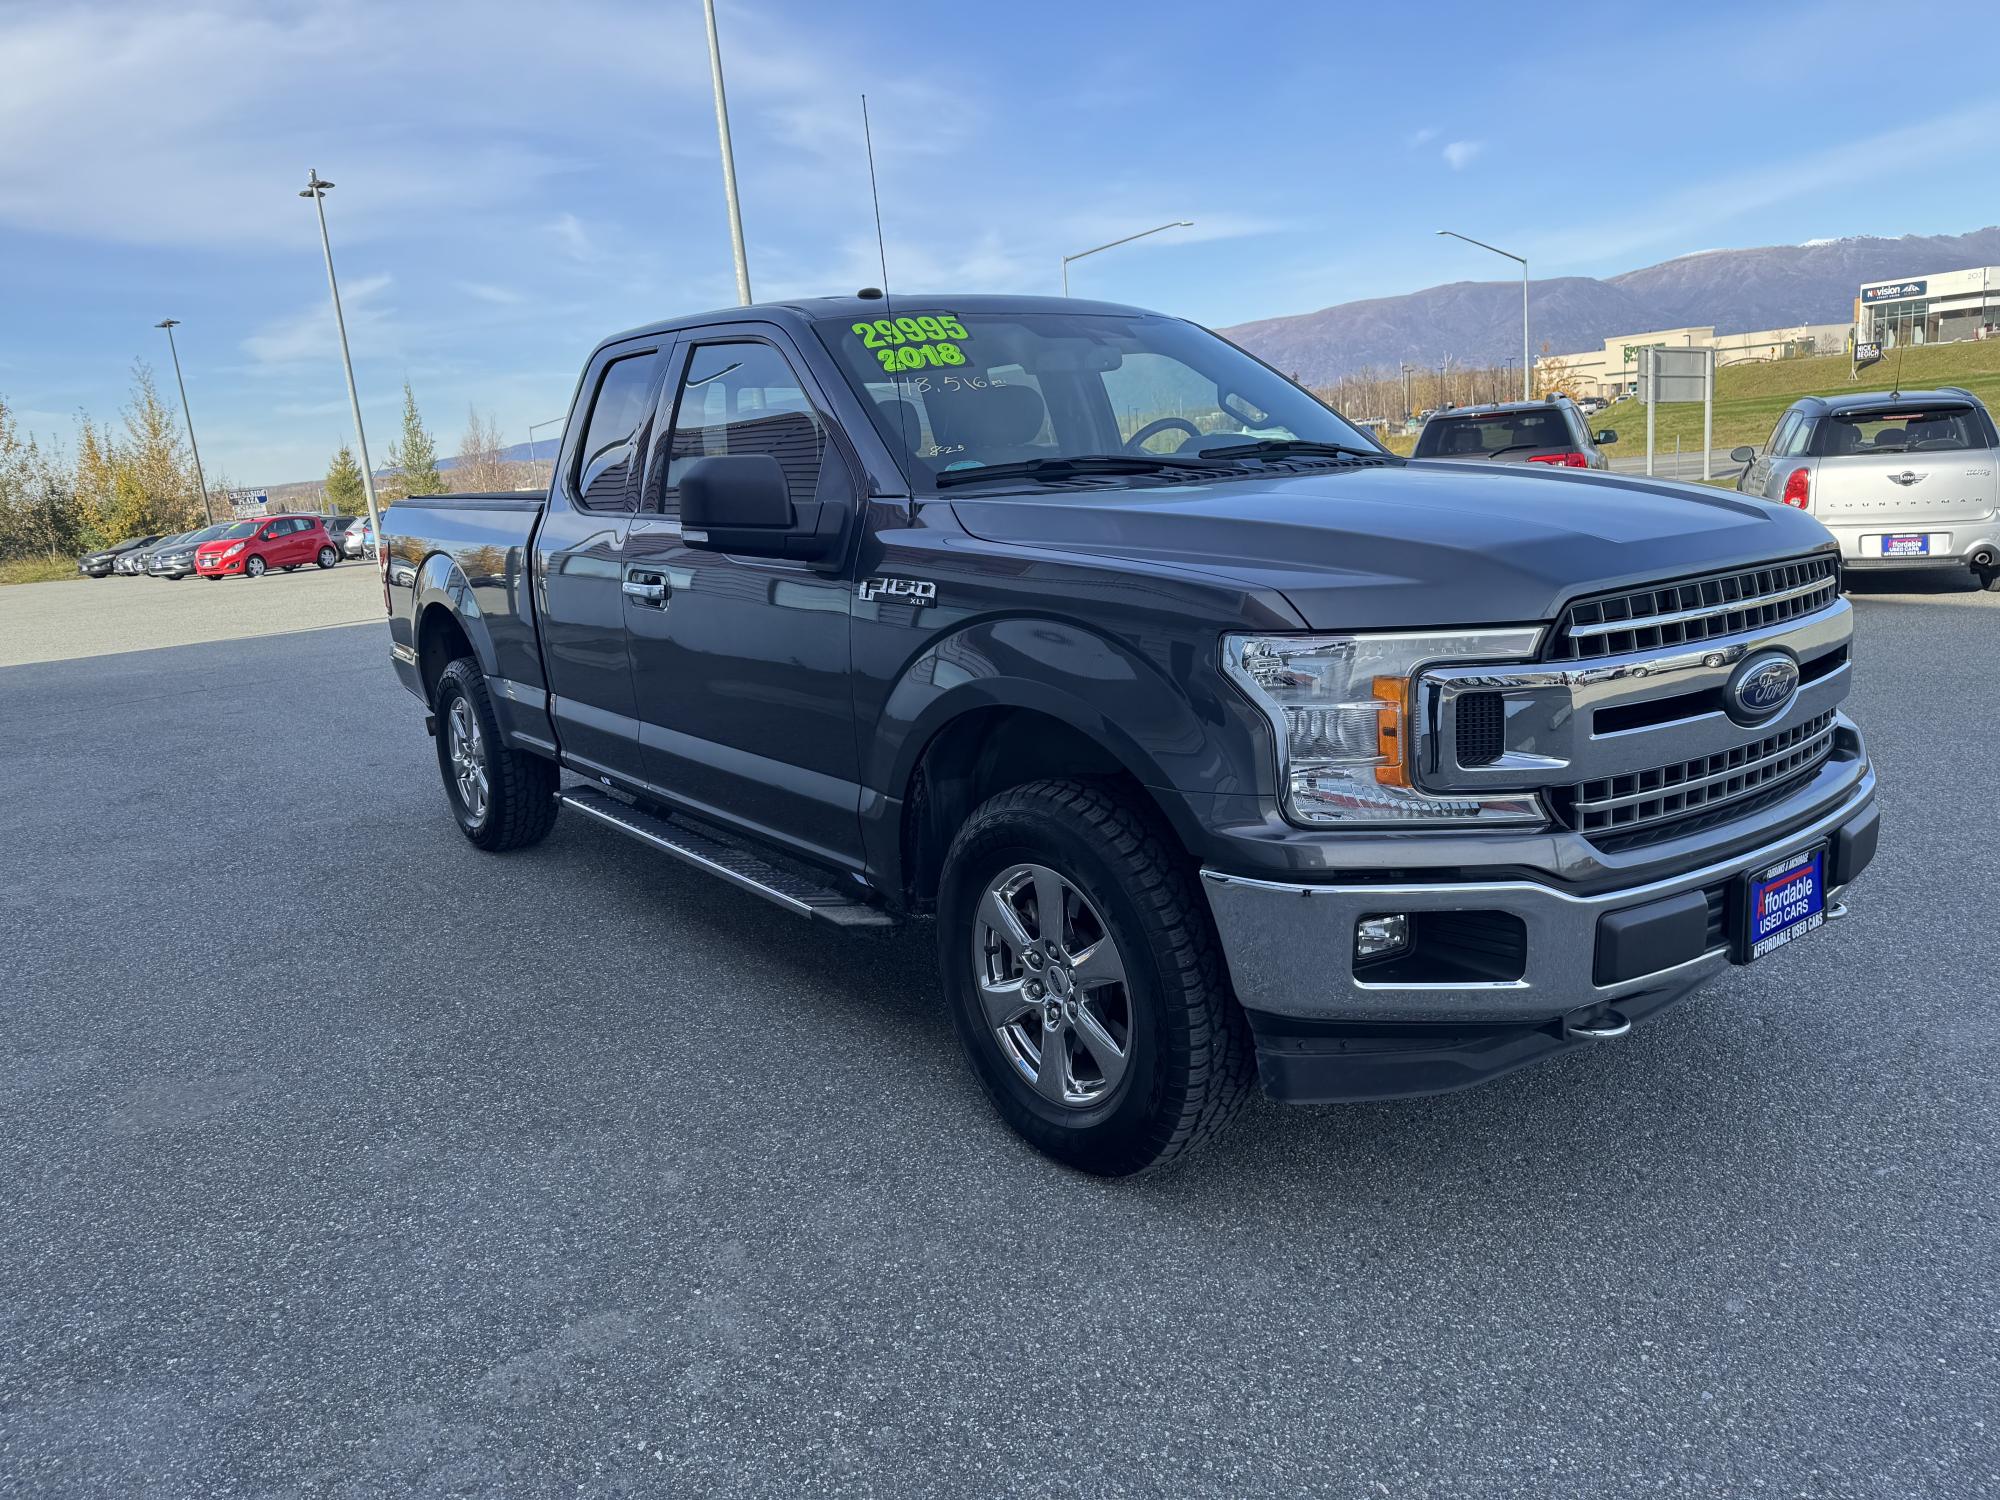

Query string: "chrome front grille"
[1551, 710, 1837, 845]
[1547, 554, 1841, 662]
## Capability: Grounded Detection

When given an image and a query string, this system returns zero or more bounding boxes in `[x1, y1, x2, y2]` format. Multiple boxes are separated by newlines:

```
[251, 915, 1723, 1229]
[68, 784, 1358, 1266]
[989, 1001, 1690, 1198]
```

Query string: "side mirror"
[680, 454, 845, 563]
[1730, 446, 1756, 465]
[1595, 429, 1618, 445]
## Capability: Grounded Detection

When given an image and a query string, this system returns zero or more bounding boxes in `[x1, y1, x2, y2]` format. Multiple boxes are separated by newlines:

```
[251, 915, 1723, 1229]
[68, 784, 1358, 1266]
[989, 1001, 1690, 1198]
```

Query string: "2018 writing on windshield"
[852, 315, 969, 372]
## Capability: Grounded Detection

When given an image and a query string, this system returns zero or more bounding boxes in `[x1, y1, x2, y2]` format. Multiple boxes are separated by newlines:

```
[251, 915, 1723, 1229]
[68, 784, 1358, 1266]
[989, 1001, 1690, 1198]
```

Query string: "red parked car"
[194, 515, 342, 580]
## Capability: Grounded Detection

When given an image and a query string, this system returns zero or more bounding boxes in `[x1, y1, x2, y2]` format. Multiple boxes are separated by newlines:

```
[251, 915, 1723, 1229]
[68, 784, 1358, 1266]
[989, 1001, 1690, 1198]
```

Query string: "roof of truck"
[599, 293, 1161, 349]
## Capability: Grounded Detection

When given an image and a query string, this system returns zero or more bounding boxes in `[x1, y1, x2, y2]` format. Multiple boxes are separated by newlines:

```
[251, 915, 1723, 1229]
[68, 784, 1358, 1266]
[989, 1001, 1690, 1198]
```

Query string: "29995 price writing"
[851, 315, 970, 372]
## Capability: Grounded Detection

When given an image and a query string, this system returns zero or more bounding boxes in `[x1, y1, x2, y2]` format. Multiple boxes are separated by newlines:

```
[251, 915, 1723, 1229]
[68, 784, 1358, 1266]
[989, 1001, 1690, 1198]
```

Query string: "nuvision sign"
[1861, 280, 1927, 304]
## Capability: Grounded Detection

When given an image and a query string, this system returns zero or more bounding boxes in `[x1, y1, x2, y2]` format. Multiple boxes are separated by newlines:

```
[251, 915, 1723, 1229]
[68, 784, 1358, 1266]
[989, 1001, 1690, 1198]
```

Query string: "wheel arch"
[880, 626, 1217, 912]
[412, 552, 498, 705]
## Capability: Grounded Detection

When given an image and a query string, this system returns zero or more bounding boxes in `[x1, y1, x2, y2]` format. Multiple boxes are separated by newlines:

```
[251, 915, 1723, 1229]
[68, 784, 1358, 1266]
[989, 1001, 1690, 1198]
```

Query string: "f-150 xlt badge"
[858, 577, 937, 604]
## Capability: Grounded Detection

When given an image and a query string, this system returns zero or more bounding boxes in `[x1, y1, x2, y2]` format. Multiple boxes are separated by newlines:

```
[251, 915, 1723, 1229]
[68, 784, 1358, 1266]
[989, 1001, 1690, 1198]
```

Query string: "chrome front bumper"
[1202, 763, 1877, 1026]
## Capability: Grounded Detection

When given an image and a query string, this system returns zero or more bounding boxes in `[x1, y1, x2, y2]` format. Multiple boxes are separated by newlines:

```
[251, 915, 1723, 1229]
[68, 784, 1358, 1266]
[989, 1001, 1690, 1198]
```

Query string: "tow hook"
[1564, 1004, 1632, 1041]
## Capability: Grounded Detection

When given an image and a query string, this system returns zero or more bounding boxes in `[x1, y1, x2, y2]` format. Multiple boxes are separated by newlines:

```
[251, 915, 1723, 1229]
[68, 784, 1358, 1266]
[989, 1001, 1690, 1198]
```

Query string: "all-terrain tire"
[433, 657, 560, 852]
[938, 778, 1255, 1176]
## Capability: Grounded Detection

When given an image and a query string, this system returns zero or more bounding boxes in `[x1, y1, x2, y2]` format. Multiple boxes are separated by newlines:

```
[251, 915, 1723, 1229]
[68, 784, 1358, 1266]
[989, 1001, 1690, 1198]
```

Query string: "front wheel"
[433, 658, 560, 851]
[316, 546, 338, 569]
[245, 555, 267, 579]
[938, 779, 1254, 1176]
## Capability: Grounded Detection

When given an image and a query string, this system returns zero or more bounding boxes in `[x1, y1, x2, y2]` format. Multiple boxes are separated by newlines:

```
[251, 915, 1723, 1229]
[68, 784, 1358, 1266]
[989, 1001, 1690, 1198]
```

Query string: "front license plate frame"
[1880, 533, 1930, 557]
[1737, 843, 1827, 962]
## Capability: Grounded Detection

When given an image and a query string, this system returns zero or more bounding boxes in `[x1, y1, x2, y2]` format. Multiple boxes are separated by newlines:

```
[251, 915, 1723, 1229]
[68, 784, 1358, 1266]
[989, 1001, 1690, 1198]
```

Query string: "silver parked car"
[1733, 388, 2000, 591]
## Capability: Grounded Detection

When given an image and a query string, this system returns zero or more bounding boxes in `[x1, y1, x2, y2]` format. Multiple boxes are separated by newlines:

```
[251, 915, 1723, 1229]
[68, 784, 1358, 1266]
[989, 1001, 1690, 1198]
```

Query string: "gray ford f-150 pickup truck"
[382, 293, 1879, 1175]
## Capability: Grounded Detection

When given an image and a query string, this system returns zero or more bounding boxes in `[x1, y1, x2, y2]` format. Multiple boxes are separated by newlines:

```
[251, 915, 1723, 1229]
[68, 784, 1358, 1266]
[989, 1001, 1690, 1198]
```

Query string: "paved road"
[0, 565, 382, 670]
[1, 571, 1995, 1497]
[1609, 447, 1741, 482]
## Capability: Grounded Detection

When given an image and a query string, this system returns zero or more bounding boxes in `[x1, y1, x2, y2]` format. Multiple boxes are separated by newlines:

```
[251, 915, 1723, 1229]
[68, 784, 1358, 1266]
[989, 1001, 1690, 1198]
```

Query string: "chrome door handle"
[622, 576, 668, 606]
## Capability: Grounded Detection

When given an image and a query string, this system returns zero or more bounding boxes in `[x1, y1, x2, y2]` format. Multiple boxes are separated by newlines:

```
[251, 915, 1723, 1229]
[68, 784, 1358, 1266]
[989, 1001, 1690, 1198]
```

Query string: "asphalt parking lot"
[2, 566, 1995, 1498]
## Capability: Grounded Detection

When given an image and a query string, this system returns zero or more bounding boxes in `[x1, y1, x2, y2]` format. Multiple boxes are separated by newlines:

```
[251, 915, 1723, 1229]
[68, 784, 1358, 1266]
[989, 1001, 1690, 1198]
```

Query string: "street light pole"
[527, 417, 564, 467]
[702, 0, 752, 305]
[1438, 230, 1530, 401]
[1062, 220, 1193, 296]
[154, 320, 213, 526]
[299, 171, 382, 556]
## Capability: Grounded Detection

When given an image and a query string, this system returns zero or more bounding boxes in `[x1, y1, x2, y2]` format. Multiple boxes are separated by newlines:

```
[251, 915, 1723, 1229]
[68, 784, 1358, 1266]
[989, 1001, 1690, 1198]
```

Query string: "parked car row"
[76, 514, 352, 582]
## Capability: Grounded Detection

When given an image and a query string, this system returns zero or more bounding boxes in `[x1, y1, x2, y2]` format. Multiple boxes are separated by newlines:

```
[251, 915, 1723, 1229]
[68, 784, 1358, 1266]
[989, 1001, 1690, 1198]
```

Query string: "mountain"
[430, 439, 550, 473]
[1222, 227, 2000, 386]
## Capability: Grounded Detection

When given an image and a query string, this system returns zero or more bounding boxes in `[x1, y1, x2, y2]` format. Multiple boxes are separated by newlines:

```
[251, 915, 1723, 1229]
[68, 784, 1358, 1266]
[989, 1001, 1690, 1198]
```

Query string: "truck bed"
[384, 490, 548, 712]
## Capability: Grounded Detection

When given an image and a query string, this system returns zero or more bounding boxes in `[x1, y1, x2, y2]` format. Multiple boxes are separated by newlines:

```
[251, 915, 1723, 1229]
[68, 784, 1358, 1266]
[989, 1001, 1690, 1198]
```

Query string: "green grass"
[1586, 340, 2000, 457]
[0, 554, 79, 587]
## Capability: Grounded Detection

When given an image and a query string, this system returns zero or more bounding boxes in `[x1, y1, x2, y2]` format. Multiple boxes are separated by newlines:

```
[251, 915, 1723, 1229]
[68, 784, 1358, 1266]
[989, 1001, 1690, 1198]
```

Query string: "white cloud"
[546, 214, 594, 263]
[1527, 98, 2000, 268]
[1441, 140, 1485, 171]
[458, 281, 526, 306]
[1407, 127, 1440, 148]
[241, 275, 394, 367]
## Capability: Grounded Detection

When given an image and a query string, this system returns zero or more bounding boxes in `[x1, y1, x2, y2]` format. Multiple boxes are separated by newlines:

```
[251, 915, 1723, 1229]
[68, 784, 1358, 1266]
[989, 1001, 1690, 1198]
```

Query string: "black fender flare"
[870, 616, 1225, 857]
[411, 551, 501, 690]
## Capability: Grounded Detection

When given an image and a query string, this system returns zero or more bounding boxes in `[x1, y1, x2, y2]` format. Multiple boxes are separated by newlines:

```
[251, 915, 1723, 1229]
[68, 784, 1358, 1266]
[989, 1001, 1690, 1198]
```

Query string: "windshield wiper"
[1192, 437, 1381, 461]
[934, 453, 1221, 488]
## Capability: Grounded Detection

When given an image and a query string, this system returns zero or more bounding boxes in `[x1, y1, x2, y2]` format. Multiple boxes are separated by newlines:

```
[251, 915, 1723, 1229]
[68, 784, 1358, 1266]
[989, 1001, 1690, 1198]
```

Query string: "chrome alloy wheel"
[973, 862, 1133, 1108]
[447, 698, 489, 824]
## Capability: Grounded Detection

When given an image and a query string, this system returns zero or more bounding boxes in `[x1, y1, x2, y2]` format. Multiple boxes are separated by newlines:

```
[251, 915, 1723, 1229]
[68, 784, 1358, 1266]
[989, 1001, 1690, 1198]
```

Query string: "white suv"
[1733, 387, 2000, 591]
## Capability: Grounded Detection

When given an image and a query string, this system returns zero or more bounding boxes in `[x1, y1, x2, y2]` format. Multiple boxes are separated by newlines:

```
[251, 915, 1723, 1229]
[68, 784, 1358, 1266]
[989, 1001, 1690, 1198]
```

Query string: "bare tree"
[455, 406, 514, 493]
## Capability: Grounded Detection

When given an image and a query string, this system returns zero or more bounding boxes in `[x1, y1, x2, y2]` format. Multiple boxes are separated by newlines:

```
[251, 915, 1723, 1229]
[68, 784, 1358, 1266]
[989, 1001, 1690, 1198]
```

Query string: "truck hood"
[948, 461, 1836, 630]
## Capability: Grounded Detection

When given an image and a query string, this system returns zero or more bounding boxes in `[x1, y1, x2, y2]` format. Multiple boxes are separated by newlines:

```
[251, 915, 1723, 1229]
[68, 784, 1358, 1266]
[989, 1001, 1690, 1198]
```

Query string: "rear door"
[622, 330, 864, 872]
[533, 339, 670, 787]
[1810, 405, 2000, 548]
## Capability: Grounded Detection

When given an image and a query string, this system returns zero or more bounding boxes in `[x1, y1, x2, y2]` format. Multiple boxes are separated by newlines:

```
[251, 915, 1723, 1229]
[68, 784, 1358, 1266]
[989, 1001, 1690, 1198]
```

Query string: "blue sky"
[2, 0, 1994, 485]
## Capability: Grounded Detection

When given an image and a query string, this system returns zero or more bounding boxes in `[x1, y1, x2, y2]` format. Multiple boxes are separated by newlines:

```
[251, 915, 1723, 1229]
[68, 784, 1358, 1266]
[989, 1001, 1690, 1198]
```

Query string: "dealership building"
[1536, 322, 1851, 401]
[1857, 265, 2000, 348]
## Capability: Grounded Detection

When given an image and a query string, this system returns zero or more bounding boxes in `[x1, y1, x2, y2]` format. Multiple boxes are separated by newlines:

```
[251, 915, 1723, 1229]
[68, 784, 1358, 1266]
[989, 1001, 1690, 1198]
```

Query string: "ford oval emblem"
[1726, 651, 1800, 724]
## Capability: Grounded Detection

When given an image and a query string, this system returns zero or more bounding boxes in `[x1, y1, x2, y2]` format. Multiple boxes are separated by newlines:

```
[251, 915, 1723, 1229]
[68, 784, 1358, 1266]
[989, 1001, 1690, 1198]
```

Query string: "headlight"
[222, 543, 245, 559]
[1222, 630, 1546, 826]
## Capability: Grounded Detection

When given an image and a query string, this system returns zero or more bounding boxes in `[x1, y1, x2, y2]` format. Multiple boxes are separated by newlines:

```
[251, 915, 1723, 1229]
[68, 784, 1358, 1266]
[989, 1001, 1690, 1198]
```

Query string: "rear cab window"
[572, 350, 665, 511]
[1413, 408, 1576, 459]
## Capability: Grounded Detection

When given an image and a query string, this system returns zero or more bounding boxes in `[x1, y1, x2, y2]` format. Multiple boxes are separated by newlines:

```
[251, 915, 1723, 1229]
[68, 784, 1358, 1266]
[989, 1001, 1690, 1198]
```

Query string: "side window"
[573, 350, 662, 512]
[1777, 417, 1814, 457]
[660, 342, 828, 520]
[1765, 412, 1799, 457]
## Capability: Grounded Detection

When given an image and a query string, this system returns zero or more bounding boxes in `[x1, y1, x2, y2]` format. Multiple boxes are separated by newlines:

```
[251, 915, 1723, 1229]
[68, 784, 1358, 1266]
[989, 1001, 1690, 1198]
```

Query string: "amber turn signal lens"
[1371, 676, 1410, 786]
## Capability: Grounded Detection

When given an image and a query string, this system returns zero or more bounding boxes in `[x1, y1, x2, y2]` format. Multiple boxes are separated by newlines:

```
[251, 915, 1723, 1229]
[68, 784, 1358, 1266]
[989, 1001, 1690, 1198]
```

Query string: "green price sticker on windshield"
[851, 313, 970, 373]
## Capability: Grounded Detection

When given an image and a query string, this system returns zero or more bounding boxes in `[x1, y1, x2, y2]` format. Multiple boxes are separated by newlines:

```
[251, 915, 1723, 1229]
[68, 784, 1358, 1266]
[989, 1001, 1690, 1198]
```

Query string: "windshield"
[815, 308, 1379, 492]
[1413, 408, 1575, 458]
[218, 522, 259, 540]
[181, 525, 228, 545]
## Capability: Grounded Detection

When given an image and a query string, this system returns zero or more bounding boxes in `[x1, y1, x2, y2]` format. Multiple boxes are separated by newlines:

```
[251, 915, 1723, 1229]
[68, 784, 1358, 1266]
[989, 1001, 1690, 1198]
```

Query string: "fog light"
[1355, 913, 1411, 962]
